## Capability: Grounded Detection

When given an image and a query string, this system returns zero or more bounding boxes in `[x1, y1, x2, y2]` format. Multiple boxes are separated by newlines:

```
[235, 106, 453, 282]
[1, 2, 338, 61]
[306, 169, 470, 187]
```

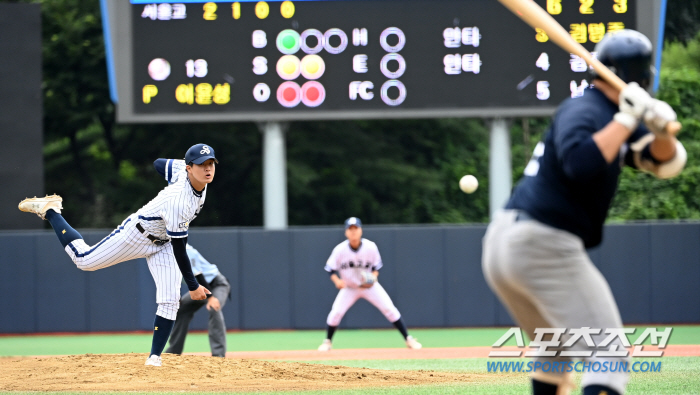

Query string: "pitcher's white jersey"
[324, 238, 383, 288]
[137, 159, 206, 240]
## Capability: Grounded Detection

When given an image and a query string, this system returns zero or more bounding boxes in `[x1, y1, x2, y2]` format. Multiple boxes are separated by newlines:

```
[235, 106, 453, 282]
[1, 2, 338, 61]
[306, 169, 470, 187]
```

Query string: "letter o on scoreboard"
[380, 80, 406, 106]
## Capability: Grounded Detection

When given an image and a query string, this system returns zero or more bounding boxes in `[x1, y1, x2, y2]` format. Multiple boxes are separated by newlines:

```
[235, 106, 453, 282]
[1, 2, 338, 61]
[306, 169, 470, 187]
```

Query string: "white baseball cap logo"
[200, 146, 211, 155]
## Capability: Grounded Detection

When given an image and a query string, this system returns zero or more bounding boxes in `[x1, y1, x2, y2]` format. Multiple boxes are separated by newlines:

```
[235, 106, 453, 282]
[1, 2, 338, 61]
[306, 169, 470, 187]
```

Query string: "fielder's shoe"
[317, 339, 332, 351]
[406, 335, 422, 350]
[18, 194, 63, 220]
[145, 355, 162, 367]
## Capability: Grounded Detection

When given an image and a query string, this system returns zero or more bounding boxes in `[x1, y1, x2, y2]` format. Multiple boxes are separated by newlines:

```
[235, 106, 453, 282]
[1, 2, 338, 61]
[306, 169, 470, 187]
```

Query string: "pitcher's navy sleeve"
[553, 102, 608, 180]
[172, 237, 200, 291]
[153, 158, 181, 184]
[153, 159, 167, 179]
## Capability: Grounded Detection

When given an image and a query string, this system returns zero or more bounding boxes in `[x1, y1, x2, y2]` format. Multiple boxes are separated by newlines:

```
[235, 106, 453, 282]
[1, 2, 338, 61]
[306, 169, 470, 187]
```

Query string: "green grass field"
[1, 326, 699, 394]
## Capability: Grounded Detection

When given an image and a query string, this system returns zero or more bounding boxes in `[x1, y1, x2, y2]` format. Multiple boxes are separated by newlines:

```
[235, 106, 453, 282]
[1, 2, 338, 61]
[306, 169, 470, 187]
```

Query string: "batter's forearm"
[171, 237, 200, 291]
[648, 135, 677, 162]
[593, 122, 634, 163]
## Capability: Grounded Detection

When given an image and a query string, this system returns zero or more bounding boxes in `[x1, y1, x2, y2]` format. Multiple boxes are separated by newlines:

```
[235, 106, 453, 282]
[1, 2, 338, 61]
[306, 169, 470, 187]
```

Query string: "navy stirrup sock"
[45, 209, 83, 248]
[326, 325, 337, 341]
[392, 318, 409, 339]
[150, 315, 175, 357]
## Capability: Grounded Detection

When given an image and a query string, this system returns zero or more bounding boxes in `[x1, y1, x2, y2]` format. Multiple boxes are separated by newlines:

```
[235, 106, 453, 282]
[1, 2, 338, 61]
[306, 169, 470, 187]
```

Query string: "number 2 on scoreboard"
[580, 0, 594, 14]
[203, 2, 217, 20]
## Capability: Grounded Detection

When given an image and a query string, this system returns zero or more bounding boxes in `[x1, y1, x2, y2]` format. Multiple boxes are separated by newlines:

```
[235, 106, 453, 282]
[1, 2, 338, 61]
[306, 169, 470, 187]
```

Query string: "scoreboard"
[104, 0, 665, 122]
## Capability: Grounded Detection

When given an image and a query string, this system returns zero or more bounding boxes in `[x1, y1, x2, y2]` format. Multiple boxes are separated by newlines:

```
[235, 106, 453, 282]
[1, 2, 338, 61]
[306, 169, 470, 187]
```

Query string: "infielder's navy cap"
[185, 143, 218, 165]
[344, 217, 362, 229]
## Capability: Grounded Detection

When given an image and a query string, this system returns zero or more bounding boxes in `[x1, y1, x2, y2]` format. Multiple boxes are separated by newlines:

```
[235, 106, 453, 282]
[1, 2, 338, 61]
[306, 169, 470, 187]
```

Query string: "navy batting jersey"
[507, 87, 657, 248]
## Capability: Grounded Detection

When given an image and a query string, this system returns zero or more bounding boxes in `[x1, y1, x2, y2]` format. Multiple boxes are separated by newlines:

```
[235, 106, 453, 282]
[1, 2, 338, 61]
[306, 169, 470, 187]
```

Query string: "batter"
[482, 31, 685, 395]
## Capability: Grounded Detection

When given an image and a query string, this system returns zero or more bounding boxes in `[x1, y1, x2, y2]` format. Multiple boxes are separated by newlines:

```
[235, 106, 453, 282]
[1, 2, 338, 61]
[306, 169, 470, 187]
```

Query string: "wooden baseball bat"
[497, 0, 681, 136]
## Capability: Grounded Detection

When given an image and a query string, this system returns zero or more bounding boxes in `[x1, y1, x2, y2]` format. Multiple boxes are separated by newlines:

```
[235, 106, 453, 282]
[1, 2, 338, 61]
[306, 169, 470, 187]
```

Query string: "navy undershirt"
[507, 87, 655, 248]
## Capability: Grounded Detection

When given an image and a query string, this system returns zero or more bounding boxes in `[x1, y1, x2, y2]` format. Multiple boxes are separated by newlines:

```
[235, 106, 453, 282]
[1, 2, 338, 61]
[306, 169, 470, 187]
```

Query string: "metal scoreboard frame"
[102, 0, 667, 123]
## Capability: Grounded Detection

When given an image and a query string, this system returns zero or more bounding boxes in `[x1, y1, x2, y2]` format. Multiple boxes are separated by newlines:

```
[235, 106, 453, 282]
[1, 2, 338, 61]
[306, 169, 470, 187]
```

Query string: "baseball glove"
[361, 271, 376, 286]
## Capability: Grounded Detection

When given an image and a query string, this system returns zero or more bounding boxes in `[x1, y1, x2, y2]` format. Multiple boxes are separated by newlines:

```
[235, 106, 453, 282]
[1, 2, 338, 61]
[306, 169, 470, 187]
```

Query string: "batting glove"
[614, 82, 652, 130]
[643, 99, 677, 138]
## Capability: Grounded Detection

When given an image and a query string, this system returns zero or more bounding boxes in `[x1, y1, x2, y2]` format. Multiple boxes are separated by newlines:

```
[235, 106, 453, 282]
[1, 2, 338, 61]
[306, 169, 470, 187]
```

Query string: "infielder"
[165, 243, 231, 357]
[318, 217, 422, 351]
[18, 143, 218, 367]
[482, 30, 685, 395]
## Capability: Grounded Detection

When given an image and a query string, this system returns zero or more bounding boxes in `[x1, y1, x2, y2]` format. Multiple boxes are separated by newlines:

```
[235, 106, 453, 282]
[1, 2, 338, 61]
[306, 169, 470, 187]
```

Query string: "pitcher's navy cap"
[185, 143, 218, 165]
[344, 217, 362, 229]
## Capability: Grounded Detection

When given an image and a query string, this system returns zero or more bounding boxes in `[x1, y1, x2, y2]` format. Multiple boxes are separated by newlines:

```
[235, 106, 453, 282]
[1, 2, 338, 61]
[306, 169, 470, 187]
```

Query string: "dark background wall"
[1, 222, 698, 334]
[0, 4, 44, 230]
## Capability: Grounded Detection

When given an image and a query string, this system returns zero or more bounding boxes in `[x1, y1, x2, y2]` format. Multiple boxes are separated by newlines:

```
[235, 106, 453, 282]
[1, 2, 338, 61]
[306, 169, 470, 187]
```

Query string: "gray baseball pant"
[482, 210, 630, 394]
[166, 274, 231, 357]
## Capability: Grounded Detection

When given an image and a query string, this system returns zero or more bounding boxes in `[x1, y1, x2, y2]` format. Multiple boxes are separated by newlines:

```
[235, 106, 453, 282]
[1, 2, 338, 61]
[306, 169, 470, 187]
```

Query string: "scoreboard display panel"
[107, 0, 663, 122]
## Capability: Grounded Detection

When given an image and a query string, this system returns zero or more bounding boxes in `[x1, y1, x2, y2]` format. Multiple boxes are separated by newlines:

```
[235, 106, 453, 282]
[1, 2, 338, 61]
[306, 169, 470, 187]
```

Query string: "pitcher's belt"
[136, 223, 169, 246]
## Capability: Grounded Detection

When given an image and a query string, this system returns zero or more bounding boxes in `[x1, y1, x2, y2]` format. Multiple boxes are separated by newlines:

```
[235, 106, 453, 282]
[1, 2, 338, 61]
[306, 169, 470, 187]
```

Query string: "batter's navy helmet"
[591, 29, 653, 89]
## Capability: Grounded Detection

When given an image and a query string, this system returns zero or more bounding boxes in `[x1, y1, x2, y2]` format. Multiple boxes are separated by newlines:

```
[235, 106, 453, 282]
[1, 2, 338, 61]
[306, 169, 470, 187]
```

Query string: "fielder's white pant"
[326, 282, 401, 327]
[65, 214, 182, 320]
[482, 210, 630, 394]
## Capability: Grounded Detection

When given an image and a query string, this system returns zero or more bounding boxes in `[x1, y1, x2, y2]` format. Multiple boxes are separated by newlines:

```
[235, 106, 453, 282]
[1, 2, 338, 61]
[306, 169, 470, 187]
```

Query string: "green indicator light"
[276, 29, 301, 54]
[283, 35, 297, 50]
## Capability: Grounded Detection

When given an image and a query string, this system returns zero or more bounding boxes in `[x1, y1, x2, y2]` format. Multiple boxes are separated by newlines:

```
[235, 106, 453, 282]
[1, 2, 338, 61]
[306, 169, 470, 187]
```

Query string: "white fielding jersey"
[137, 159, 206, 240]
[324, 238, 383, 288]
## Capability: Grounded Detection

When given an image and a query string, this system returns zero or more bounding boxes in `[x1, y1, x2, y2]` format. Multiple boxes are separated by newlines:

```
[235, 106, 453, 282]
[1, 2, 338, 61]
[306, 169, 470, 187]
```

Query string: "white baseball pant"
[64, 214, 182, 320]
[482, 210, 630, 394]
[326, 282, 401, 326]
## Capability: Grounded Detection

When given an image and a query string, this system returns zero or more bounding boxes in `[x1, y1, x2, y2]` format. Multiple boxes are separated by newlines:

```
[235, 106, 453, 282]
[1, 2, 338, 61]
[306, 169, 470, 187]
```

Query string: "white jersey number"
[524, 142, 545, 176]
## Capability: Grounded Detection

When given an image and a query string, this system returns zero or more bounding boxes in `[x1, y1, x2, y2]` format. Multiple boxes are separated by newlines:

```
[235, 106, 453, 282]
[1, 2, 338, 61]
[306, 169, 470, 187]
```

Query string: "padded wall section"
[650, 223, 700, 323]
[597, 224, 653, 324]
[238, 231, 292, 329]
[1, 221, 699, 334]
[0, 235, 37, 332]
[443, 226, 495, 326]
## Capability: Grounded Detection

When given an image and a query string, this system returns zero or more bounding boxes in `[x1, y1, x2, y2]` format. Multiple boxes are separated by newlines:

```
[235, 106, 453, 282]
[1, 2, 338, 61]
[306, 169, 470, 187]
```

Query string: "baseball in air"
[459, 175, 479, 194]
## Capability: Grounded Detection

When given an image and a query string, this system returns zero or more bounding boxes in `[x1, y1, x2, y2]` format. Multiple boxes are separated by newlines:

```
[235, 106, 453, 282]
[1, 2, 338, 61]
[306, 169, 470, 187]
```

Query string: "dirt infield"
[0, 353, 493, 392]
[2, 345, 697, 392]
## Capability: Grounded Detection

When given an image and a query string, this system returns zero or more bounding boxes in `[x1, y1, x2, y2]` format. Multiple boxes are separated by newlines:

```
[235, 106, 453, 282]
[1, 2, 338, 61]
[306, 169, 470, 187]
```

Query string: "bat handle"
[666, 121, 682, 136]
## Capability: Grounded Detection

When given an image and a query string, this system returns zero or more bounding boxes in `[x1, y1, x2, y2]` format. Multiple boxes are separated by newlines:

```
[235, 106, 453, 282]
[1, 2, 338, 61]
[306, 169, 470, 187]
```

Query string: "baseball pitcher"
[18, 143, 218, 367]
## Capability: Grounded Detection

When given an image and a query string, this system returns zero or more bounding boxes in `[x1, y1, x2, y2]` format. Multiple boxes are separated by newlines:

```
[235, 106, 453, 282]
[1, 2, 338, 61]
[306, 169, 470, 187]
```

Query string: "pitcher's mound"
[0, 353, 494, 392]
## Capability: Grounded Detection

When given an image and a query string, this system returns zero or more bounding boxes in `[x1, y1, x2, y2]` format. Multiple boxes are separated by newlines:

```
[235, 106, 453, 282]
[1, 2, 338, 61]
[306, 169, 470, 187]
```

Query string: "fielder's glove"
[644, 99, 677, 138]
[360, 271, 376, 286]
[615, 82, 652, 130]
